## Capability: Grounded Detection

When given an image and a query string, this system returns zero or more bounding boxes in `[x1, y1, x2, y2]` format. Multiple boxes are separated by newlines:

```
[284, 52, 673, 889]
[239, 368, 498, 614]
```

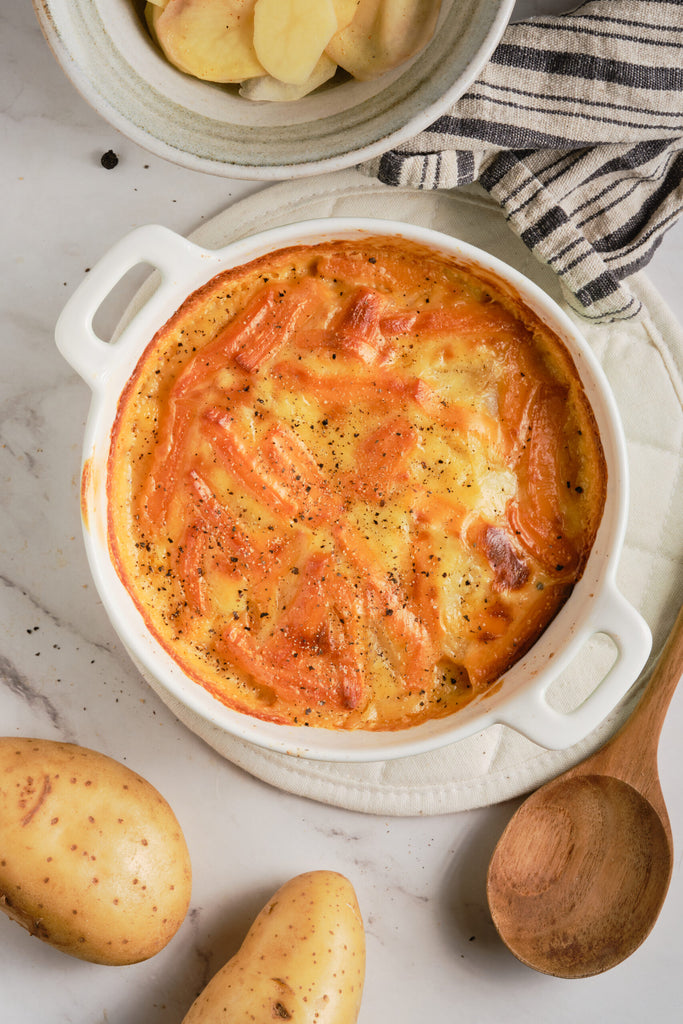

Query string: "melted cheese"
[107, 237, 607, 731]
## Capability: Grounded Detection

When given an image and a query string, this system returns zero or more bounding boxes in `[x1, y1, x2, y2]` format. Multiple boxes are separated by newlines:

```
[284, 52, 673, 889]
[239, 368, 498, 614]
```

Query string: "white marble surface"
[3, 2, 682, 1022]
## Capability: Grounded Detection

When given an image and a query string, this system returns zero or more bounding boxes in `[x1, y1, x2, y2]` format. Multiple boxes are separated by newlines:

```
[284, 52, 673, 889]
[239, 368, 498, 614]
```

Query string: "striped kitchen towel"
[363, 0, 683, 322]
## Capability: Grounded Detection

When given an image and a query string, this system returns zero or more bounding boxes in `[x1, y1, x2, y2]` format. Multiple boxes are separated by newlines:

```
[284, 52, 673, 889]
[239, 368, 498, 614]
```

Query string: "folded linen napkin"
[363, 0, 683, 323]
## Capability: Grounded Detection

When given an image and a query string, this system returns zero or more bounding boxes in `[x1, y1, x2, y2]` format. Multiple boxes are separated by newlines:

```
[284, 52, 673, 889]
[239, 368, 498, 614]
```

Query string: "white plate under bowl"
[55, 216, 651, 762]
[33, 0, 514, 178]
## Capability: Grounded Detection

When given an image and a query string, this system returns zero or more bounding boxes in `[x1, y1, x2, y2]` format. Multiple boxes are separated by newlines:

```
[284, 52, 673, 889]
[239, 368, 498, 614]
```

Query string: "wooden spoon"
[487, 603, 683, 979]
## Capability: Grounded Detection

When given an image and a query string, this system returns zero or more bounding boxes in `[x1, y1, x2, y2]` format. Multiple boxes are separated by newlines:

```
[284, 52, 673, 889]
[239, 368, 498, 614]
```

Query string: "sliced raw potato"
[333, 0, 361, 31]
[145, 1, 161, 41]
[239, 53, 338, 101]
[327, 0, 441, 81]
[146, 0, 441, 96]
[151, 0, 264, 83]
[145, 0, 171, 45]
[253, 0, 338, 86]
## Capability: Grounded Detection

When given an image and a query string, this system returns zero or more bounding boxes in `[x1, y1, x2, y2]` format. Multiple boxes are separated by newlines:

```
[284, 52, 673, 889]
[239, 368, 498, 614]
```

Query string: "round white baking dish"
[56, 218, 652, 762]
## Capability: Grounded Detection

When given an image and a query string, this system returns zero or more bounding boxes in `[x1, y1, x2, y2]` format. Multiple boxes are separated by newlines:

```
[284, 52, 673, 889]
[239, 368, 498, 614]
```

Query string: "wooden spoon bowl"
[487, 604, 683, 978]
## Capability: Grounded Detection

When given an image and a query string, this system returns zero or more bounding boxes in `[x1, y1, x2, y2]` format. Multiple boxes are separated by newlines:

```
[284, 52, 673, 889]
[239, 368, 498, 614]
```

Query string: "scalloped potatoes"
[107, 236, 607, 732]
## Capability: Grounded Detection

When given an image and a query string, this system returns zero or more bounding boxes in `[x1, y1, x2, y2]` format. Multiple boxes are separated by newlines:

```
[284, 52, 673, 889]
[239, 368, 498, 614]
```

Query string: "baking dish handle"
[499, 585, 652, 749]
[55, 224, 208, 387]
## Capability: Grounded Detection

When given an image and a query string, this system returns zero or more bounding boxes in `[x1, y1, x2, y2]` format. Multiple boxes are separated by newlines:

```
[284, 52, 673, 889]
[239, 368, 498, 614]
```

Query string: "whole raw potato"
[182, 870, 365, 1023]
[0, 737, 192, 965]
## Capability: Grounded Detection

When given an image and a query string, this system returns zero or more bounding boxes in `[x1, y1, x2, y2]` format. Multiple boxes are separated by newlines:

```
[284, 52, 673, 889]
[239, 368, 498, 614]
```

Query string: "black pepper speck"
[100, 150, 119, 170]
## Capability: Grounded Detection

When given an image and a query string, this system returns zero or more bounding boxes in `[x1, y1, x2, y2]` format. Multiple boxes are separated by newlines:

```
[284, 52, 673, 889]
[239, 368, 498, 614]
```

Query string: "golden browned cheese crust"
[107, 237, 607, 731]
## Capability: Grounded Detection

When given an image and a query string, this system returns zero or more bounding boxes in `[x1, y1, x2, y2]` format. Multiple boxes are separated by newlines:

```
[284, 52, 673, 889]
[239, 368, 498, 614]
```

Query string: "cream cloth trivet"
[138, 169, 683, 815]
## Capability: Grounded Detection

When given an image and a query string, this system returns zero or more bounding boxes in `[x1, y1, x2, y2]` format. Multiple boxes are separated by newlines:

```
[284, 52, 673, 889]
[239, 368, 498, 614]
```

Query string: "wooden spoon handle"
[584, 603, 683, 795]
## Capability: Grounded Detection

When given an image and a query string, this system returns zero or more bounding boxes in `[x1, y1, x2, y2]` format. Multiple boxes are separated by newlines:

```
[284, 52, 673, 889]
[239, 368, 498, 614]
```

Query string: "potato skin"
[0, 737, 192, 965]
[183, 870, 365, 1023]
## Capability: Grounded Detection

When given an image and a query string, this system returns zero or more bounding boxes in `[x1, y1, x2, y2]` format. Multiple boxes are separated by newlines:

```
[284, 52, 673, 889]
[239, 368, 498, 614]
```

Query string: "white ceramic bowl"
[56, 217, 651, 761]
[34, 0, 514, 179]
